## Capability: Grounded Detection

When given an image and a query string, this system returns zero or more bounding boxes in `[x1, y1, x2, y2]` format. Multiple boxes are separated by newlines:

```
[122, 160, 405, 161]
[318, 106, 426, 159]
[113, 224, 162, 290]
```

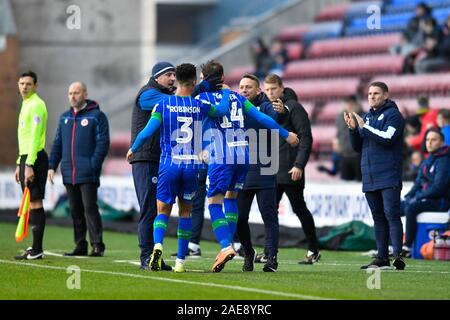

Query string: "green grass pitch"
[0, 222, 449, 300]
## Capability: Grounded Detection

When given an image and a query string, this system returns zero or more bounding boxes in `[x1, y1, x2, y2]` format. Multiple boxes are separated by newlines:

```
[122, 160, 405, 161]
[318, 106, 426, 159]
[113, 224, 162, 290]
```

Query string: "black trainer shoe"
[14, 247, 44, 260]
[393, 255, 406, 270]
[64, 245, 88, 256]
[298, 251, 321, 265]
[89, 244, 105, 257]
[170, 248, 201, 258]
[401, 247, 411, 258]
[242, 249, 256, 272]
[360, 257, 390, 270]
[263, 256, 278, 272]
[161, 259, 173, 271]
[255, 252, 268, 264]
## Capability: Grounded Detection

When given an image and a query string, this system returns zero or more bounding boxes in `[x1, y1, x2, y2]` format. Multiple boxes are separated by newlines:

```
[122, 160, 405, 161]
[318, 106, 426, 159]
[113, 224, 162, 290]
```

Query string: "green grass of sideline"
[0, 222, 449, 300]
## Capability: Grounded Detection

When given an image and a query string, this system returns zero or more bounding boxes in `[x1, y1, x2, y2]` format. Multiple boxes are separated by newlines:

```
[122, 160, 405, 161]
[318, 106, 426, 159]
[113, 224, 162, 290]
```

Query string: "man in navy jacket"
[345, 81, 406, 270]
[401, 128, 450, 256]
[236, 73, 285, 272]
[48, 82, 110, 257]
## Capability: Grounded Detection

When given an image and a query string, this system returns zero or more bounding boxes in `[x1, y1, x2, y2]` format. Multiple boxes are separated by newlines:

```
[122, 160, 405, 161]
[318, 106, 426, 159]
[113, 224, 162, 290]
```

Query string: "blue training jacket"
[49, 100, 110, 186]
[405, 145, 450, 203]
[349, 99, 405, 192]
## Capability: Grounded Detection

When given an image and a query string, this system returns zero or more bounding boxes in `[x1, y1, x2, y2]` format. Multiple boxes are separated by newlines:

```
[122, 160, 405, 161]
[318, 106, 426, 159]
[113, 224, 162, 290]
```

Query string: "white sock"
[307, 250, 315, 257]
[221, 245, 232, 252]
[233, 242, 242, 251]
[175, 258, 185, 265]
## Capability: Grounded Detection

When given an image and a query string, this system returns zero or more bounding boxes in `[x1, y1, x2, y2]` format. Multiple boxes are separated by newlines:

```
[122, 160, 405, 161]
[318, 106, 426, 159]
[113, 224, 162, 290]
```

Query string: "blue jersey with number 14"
[197, 90, 248, 164]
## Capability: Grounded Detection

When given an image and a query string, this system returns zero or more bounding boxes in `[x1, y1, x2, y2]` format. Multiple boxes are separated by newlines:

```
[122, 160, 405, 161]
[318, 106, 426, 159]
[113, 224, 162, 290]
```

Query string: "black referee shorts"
[19, 150, 49, 201]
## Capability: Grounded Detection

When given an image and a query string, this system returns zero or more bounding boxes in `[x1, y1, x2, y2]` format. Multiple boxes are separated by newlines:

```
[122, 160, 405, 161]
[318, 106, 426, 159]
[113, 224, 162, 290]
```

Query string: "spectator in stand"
[437, 108, 450, 145]
[335, 95, 363, 181]
[268, 39, 288, 77]
[401, 128, 450, 257]
[403, 151, 424, 181]
[250, 38, 273, 80]
[415, 15, 450, 73]
[317, 138, 341, 177]
[405, 96, 438, 152]
[390, 2, 432, 57]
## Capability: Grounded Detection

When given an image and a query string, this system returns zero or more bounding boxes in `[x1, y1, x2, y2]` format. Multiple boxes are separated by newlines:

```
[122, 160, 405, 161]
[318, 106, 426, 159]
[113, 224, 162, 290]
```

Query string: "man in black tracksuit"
[264, 74, 321, 265]
[236, 74, 286, 272]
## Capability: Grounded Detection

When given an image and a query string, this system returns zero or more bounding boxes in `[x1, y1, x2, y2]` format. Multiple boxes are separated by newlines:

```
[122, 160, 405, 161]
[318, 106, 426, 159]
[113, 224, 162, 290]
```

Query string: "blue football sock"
[208, 204, 231, 249]
[153, 214, 169, 245]
[224, 198, 238, 243]
[177, 217, 192, 260]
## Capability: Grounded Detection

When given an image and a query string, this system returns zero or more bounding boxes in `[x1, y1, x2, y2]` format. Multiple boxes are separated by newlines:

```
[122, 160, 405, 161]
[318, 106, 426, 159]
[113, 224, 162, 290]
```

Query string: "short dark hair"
[241, 73, 260, 87]
[344, 95, 358, 104]
[438, 108, 450, 122]
[417, 96, 429, 108]
[200, 60, 224, 79]
[425, 127, 445, 142]
[369, 81, 389, 93]
[20, 70, 37, 84]
[175, 63, 197, 86]
[264, 73, 283, 87]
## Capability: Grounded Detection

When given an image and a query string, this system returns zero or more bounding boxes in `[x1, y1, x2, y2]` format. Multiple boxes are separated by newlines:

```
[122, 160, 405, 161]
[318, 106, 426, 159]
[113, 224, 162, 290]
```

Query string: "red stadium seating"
[103, 158, 131, 176]
[369, 73, 450, 96]
[311, 125, 337, 155]
[284, 54, 404, 79]
[283, 78, 360, 101]
[315, 3, 350, 22]
[316, 102, 343, 124]
[225, 65, 254, 85]
[306, 33, 402, 58]
[277, 24, 310, 42]
[285, 42, 304, 61]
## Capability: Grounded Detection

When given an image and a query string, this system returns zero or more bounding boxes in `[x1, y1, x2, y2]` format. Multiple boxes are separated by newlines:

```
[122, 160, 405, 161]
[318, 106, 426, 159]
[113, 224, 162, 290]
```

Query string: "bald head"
[68, 81, 88, 110]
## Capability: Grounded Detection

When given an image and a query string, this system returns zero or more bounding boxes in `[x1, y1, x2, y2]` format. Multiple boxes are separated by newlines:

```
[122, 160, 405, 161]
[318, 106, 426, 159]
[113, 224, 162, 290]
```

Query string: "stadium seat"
[302, 21, 343, 45]
[103, 158, 131, 176]
[284, 78, 360, 101]
[311, 125, 337, 155]
[277, 24, 310, 42]
[283, 54, 404, 79]
[306, 33, 402, 58]
[344, 0, 383, 18]
[369, 73, 450, 97]
[285, 42, 303, 61]
[316, 102, 343, 124]
[225, 65, 254, 85]
[384, 0, 450, 14]
[315, 3, 350, 22]
[110, 131, 131, 157]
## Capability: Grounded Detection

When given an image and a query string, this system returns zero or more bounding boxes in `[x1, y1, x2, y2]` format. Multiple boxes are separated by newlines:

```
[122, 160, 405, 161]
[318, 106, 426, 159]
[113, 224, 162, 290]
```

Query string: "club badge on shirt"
[33, 116, 41, 124]
[81, 119, 89, 127]
[378, 114, 384, 121]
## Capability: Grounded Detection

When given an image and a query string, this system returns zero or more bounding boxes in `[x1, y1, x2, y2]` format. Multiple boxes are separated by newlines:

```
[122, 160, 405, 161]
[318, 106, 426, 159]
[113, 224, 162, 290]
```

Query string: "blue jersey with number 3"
[154, 95, 212, 169]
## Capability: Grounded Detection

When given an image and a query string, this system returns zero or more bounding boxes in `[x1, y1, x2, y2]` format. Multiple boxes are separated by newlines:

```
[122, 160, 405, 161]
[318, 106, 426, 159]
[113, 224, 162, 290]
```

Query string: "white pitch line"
[44, 251, 88, 259]
[0, 259, 332, 300]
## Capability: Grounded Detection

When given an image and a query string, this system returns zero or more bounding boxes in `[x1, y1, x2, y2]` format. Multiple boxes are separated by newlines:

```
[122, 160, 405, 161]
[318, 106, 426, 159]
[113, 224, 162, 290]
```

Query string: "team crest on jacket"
[152, 176, 158, 184]
[64, 119, 68, 124]
[81, 119, 89, 127]
[430, 165, 434, 173]
[378, 114, 384, 121]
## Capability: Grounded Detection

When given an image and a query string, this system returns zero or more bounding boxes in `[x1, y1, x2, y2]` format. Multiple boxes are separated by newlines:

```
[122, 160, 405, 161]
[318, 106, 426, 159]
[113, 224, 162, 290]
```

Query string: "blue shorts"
[157, 164, 199, 205]
[207, 163, 248, 198]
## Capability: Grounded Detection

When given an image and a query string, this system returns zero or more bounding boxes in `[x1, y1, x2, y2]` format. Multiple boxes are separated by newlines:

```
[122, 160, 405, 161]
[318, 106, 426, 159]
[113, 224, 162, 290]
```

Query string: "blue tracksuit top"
[349, 99, 405, 192]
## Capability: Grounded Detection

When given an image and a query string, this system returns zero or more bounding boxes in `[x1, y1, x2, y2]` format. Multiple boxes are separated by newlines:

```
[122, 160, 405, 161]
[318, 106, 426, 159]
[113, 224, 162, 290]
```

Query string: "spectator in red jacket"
[405, 96, 438, 152]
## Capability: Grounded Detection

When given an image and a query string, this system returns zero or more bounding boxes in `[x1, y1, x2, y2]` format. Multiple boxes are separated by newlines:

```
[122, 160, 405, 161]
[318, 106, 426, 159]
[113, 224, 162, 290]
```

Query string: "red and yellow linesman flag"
[15, 187, 31, 242]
